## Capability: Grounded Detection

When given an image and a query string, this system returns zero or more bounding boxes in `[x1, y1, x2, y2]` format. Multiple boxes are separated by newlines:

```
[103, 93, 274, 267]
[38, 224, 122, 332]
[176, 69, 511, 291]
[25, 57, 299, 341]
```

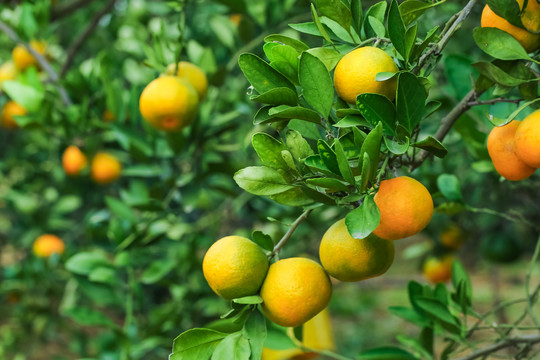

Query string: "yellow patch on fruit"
[166, 61, 208, 101]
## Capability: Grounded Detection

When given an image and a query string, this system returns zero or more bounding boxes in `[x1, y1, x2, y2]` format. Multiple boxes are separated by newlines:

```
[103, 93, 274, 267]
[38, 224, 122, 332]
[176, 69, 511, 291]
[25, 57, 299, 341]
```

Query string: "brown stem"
[454, 334, 540, 360]
[467, 98, 523, 107]
[271, 209, 312, 257]
[60, 0, 117, 77]
[0, 20, 72, 106]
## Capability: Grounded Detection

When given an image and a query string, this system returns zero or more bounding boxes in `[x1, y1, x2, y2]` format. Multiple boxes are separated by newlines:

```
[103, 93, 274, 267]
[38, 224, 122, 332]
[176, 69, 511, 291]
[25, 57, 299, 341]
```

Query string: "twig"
[414, 0, 479, 74]
[0, 20, 72, 106]
[271, 209, 312, 257]
[465, 206, 540, 231]
[454, 334, 540, 360]
[51, 0, 97, 21]
[467, 98, 523, 107]
[60, 0, 117, 77]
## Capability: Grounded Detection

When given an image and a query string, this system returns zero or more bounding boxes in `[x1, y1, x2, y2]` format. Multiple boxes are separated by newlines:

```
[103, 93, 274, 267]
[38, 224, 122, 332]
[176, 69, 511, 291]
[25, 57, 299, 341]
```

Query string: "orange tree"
[0, 0, 539, 359]
[169, 0, 540, 359]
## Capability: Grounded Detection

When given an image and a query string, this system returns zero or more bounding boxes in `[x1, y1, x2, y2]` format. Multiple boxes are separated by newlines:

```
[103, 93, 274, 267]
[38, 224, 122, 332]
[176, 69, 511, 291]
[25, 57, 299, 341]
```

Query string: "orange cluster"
[61, 146, 122, 184]
[487, 111, 540, 181]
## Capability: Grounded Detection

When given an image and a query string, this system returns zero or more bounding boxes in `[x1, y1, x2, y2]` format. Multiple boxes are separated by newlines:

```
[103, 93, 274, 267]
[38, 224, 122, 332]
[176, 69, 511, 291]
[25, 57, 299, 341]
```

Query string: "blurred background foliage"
[0, 0, 538, 359]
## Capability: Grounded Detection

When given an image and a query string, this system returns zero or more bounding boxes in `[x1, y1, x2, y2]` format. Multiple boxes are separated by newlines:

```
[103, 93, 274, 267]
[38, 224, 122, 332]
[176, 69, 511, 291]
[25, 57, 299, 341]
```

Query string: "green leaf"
[363, 1, 387, 38]
[105, 197, 137, 224]
[306, 47, 343, 71]
[89, 267, 118, 285]
[473, 27, 536, 61]
[306, 178, 348, 192]
[304, 155, 337, 177]
[268, 187, 315, 207]
[396, 72, 426, 134]
[388, 306, 431, 327]
[415, 298, 461, 334]
[451, 261, 472, 305]
[320, 17, 358, 44]
[358, 152, 372, 192]
[251, 231, 274, 252]
[387, 0, 407, 61]
[311, 4, 334, 44]
[411, 136, 448, 158]
[63, 307, 116, 328]
[271, 45, 300, 84]
[399, 0, 446, 26]
[52, 196, 82, 214]
[317, 140, 341, 175]
[334, 115, 371, 128]
[2, 80, 44, 112]
[20, 4, 39, 39]
[334, 139, 355, 184]
[418, 326, 434, 356]
[233, 296, 264, 305]
[268, 105, 322, 124]
[242, 311, 266, 360]
[345, 196, 381, 239]
[437, 174, 462, 202]
[238, 53, 296, 94]
[351, 0, 364, 31]
[299, 52, 334, 119]
[212, 332, 250, 360]
[357, 346, 417, 360]
[234, 167, 293, 196]
[367, 16, 386, 38]
[472, 61, 537, 87]
[264, 35, 310, 53]
[384, 137, 410, 155]
[250, 87, 298, 106]
[252, 133, 287, 170]
[141, 259, 176, 284]
[359, 122, 383, 184]
[171, 328, 227, 360]
[65, 252, 111, 276]
[357, 93, 397, 135]
[315, 0, 352, 32]
[285, 129, 314, 161]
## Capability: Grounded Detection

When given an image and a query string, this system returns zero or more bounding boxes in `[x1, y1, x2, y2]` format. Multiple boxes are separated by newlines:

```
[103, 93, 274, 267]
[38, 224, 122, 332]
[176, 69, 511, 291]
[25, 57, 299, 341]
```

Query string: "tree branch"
[0, 20, 72, 106]
[414, 0, 479, 75]
[271, 209, 312, 257]
[467, 98, 523, 107]
[51, 0, 97, 21]
[60, 0, 117, 77]
[455, 334, 540, 360]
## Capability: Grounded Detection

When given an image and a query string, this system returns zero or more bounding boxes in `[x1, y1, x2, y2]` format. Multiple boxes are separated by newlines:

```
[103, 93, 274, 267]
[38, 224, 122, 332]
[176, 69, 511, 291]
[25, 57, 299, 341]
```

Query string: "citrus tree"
[0, 0, 539, 359]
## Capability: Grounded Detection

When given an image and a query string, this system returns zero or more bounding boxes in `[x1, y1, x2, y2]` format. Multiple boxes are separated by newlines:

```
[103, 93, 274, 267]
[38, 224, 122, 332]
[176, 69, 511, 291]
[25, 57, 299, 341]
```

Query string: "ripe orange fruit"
[260, 257, 332, 328]
[319, 219, 394, 281]
[440, 224, 464, 250]
[1, 101, 26, 129]
[33, 234, 65, 258]
[62, 146, 87, 176]
[487, 120, 536, 180]
[139, 76, 199, 131]
[481, 2, 540, 53]
[166, 61, 208, 100]
[333, 46, 398, 104]
[91, 152, 122, 184]
[202, 236, 269, 300]
[0, 61, 17, 83]
[423, 255, 453, 284]
[261, 307, 334, 360]
[373, 176, 433, 241]
[514, 110, 540, 168]
[12, 40, 47, 71]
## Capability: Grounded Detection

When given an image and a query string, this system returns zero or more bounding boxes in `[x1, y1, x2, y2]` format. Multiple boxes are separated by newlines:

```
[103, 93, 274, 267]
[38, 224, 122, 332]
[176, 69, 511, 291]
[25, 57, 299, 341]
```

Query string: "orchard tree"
[0, 0, 539, 360]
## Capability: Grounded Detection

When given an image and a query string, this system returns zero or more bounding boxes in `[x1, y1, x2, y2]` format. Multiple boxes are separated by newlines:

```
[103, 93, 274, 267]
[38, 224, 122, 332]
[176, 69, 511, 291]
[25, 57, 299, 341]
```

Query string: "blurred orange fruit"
[0, 61, 17, 84]
[487, 120, 536, 180]
[12, 40, 47, 71]
[319, 219, 394, 281]
[103, 109, 116, 122]
[33, 234, 65, 258]
[139, 76, 199, 131]
[423, 255, 453, 284]
[440, 224, 464, 250]
[1, 101, 26, 129]
[260, 258, 332, 328]
[481, 2, 540, 53]
[91, 152, 121, 184]
[373, 176, 433, 240]
[333, 46, 398, 104]
[62, 145, 87, 176]
[514, 110, 540, 168]
[166, 61, 208, 100]
[202, 236, 269, 300]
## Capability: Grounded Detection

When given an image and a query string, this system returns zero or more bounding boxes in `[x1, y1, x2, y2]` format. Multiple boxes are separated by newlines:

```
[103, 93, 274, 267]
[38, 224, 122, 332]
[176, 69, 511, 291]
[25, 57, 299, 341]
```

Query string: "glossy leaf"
[396, 72, 426, 134]
[243, 311, 266, 360]
[234, 166, 293, 196]
[357, 93, 397, 135]
[399, 0, 446, 26]
[211, 332, 250, 360]
[264, 34, 310, 53]
[412, 136, 448, 158]
[315, 0, 352, 32]
[285, 129, 314, 161]
[437, 174, 462, 202]
[299, 52, 334, 118]
[268, 105, 322, 124]
[358, 346, 417, 360]
[251, 231, 274, 251]
[250, 87, 298, 106]
[359, 122, 383, 184]
[387, 0, 407, 61]
[306, 47, 343, 71]
[252, 133, 287, 169]
[238, 53, 296, 94]
[345, 196, 381, 239]
[334, 139, 355, 184]
[473, 27, 535, 61]
[485, 0, 524, 28]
